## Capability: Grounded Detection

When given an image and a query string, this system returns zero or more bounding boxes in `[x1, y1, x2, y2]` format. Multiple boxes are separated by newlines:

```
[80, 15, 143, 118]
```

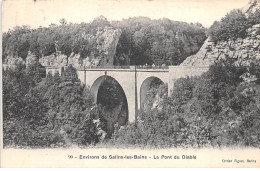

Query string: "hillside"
[2, 16, 206, 68]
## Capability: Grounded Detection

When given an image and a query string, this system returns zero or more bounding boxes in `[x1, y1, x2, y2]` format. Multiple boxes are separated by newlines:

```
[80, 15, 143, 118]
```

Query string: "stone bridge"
[46, 65, 209, 123]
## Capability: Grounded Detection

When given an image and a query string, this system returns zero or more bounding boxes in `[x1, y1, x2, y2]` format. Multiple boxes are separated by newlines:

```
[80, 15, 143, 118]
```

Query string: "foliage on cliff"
[2, 16, 206, 66]
[207, 8, 260, 44]
[113, 17, 206, 65]
[2, 18, 112, 60]
[109, 59, 260, 148]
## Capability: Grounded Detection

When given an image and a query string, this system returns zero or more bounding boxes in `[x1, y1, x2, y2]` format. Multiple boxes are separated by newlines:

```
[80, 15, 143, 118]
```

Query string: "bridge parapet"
[79, 65, 169, 70]
[78, 65, 169, 72]
[82, 65, 130, 70]
[136, 65, 169, 69]
[168, 66, 209, 95]
[169, 66, 209, 76]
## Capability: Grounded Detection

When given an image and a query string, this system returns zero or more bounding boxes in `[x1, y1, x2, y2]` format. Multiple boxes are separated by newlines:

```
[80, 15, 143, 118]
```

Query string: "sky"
[2, 0, 250, 32]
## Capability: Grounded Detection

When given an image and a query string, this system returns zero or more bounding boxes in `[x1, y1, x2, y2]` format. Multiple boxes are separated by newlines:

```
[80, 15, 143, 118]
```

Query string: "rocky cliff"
[181, 24, 260, 67]
[181, 0, 260, 67]
[4, 56, 25, 67]
[39, 26, 121, 69]
[4, 26, 122, 69]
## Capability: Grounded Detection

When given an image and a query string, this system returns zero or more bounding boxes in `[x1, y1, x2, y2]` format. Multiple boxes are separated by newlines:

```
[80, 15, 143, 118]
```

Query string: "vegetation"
[3, 64, 99, 148]
[207, 8, 260, 44]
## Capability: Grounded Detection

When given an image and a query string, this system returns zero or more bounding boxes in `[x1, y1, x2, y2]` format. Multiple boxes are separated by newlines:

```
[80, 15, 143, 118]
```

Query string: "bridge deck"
[79, 68, 169, 72]
[44, 65, 208, 72]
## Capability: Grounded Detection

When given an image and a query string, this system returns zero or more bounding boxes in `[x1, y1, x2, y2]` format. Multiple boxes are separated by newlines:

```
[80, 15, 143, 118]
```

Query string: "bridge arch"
[90, 75, 107, 103]
[140, 76, 165, 110]
[90, 75, 129, 125]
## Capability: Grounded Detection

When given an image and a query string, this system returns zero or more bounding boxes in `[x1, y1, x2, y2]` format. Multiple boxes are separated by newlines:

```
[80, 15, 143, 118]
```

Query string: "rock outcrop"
[25, 52, 38, 67]
[181, 24, 260, 67]
[181, 0, 260, 67]
[39, 52, 68, 67]
[3, 52, 43, 69]
[4, 56, 25, 68]
[39, 26, 122, 69]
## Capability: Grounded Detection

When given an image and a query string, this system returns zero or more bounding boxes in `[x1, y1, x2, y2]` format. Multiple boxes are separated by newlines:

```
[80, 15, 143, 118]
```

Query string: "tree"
[59, 18, 68, 25]
[207, 8, 260, 43]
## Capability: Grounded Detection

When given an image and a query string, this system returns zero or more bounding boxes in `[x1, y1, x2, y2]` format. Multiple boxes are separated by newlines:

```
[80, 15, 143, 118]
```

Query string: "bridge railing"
[136, 65, 169, 69]
[83, 65, 131, 70]
[45, 65, 170, 70]
[81, 65, 169, 70]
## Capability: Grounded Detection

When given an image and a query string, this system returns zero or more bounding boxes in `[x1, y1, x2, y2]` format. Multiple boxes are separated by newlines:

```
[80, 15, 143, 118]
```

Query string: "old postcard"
[1, 0, 260, 168]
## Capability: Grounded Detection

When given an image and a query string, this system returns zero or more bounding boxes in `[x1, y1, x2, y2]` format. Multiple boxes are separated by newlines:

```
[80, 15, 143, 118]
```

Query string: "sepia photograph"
[1, 0, 260, 168]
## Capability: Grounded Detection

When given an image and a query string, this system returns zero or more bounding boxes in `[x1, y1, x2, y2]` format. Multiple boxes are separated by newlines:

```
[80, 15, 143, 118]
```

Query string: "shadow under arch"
[140, 76, 165, 110]
[90, 75, 129, 124]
